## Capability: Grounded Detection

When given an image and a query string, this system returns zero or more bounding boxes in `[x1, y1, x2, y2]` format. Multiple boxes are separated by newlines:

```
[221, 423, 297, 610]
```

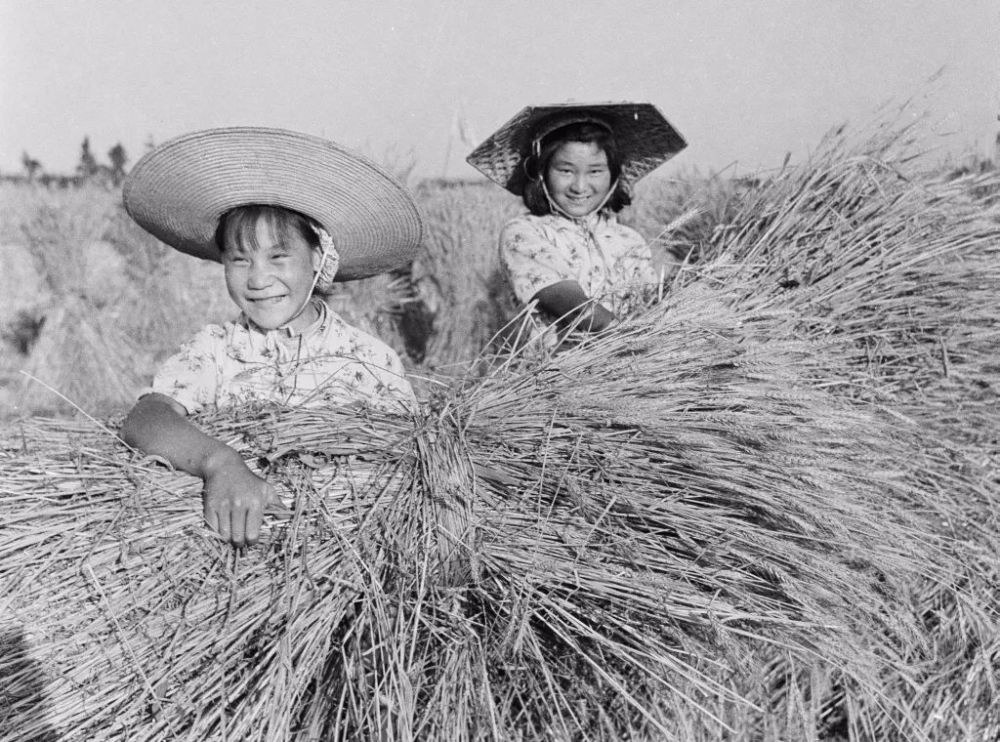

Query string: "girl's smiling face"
[221, 214, 321, 333]
[544, 140, 612, 218]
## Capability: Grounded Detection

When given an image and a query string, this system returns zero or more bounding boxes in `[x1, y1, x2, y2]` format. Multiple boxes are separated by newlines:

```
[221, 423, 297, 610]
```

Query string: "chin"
[557, 201, 597, 217]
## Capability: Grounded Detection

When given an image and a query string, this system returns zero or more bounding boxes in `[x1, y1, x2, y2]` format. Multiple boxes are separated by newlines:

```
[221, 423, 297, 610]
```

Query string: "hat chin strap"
[278, 227, 339, 336]
[541, 178, 618, 220]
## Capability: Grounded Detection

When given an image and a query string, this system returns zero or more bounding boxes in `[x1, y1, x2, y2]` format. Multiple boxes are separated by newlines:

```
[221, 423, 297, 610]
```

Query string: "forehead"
[549, 141, 608, 167]
[222, 211, 311, 254]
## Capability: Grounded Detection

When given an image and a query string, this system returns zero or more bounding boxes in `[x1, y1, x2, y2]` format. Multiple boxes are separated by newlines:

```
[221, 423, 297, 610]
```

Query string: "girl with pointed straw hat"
[120, 127, 423, 548]
[467, 102, 686, 347]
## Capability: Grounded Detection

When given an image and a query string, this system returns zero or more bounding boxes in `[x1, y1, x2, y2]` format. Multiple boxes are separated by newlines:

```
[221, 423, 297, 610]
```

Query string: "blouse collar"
[239, 297, 329, 342]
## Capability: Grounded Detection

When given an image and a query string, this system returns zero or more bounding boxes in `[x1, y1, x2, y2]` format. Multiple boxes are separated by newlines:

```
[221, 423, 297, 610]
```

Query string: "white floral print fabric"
[149, 299, 415, 414]
[499, 211, 657, 335]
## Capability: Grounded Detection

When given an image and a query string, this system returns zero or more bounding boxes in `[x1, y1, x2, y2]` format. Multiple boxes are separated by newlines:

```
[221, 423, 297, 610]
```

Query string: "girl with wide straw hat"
[466, 102, 686, 348]
[120, 127, 424, 547]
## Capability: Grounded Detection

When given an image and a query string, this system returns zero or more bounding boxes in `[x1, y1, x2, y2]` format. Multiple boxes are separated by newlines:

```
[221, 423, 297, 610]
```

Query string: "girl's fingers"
[205, 486, 278, 546]
[216, 506, 232, 543]
[230, 506, 247, 547]
[244, 519, 260, 546]
[245, 497, 265, 545]
[205, 503, 221, 535]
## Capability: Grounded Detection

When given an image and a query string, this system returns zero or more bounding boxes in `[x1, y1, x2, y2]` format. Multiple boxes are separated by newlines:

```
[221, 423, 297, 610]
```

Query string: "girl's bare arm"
[533, 280, 616, 332]
[121, 393, 286, 547]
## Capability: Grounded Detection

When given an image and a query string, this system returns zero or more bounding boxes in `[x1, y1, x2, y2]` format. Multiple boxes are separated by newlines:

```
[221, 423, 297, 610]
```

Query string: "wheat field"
[1, 119, 998, 741]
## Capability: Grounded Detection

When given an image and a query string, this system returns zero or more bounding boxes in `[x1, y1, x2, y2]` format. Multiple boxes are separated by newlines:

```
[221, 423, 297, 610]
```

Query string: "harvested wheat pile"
[663, 118, 1000, 559]
[2, 287, 996, 742]
[656, 123, 1000, 739]
[689, 120, 1000, 410]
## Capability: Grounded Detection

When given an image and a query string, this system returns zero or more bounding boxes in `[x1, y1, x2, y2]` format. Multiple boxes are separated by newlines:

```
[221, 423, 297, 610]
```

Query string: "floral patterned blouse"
[499, 211, 657, 340]
[148, 299, 415, 414]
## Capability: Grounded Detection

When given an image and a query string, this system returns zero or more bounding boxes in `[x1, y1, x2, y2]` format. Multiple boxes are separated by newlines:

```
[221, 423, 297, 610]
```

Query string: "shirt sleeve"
[148, 325, 225, 415]
[499, 217, 576, 305]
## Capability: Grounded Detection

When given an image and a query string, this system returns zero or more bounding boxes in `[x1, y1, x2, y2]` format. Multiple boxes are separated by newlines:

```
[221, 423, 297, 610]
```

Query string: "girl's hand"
[121, 394, 291, 548]
[201, 448, 288, 547]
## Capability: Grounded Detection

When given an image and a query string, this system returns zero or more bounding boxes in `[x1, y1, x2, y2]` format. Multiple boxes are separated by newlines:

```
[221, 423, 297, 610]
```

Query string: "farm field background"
[0, 164, 727, 419]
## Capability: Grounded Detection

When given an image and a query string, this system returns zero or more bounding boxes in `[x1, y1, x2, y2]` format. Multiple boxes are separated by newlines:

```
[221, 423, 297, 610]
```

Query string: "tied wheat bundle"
[661, 123, 1000, 741]
[474, 290, 999, 741]
[8, 189, 143, 415]
[660, 141, 1000, 736]
[687, 118, 1000, 426]
[2, 288, 993, 742]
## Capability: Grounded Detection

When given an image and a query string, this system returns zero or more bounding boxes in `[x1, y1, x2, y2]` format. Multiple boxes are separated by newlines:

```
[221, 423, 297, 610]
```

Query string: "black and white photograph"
[2, 2, 998, 740]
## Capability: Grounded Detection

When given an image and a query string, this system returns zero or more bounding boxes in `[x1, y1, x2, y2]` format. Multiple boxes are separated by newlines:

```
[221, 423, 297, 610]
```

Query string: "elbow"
[119, 393, 181, 450]
[120, 399, 150, 449]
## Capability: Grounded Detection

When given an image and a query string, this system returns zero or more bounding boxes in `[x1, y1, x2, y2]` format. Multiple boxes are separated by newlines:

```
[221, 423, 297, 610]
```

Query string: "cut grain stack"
[101, 203, 233, 374]
[408, 181, 523, 372]
[692, 118, 1000, 419]
[13, 187, 142, 416]
[668, 117, 1000, 740]
[1, 288, 992, 741]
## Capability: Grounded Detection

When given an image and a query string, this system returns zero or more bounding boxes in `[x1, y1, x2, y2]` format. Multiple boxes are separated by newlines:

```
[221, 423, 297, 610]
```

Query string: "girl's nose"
[570, 174, 588, 192]
[247, 262, 273, 289]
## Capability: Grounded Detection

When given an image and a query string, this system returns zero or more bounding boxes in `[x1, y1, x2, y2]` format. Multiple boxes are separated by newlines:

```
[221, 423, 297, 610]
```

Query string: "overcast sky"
[2, 0, 997, 180]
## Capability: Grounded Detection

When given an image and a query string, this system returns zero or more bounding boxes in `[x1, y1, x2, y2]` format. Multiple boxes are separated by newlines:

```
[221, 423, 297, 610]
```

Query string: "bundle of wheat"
[2, 285, 992, 741]
[672, 129, 1000, 736]
[688, 120, 1000, 410]
[454, 292, 1000, 741]
[627, 168, 756, 269]
[663, 128, 1000, 737]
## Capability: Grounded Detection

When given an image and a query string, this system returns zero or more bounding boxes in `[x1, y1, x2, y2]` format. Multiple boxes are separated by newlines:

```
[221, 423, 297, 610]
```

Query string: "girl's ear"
[310, 245, 324, 273]
[522, 154, 541, 181]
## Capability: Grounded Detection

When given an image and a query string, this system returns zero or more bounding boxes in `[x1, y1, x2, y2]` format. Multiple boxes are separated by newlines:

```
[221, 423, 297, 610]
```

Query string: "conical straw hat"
[123, 127, 424, 281]
[466, 101, 687, 195]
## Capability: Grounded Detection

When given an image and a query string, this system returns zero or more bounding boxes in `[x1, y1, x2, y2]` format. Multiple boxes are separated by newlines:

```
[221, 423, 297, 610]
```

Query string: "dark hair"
[215, 204, 321, 254]
[521, 121, 632, 216]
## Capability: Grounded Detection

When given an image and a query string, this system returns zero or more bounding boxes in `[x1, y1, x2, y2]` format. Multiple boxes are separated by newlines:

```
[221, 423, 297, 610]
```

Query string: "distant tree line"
[13, 137, 140, 187]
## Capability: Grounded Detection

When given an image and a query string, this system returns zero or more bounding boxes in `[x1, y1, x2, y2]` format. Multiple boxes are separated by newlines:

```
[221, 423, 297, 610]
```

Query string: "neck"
[249, 296, 323, 337]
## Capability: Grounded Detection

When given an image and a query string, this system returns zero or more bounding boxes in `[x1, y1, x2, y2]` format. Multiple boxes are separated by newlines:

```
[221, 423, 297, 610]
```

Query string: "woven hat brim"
[123, 127, 424, 281]
[465, 102, 687, 195]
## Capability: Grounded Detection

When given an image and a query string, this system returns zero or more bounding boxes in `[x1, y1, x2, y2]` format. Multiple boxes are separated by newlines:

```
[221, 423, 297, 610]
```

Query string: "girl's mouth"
[248, 295, 288, 306]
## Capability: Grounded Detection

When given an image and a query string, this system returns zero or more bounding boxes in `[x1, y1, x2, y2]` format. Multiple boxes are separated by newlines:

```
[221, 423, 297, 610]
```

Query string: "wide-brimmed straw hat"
[123, 127, 424, 281]
[466, 102, 687, 195]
